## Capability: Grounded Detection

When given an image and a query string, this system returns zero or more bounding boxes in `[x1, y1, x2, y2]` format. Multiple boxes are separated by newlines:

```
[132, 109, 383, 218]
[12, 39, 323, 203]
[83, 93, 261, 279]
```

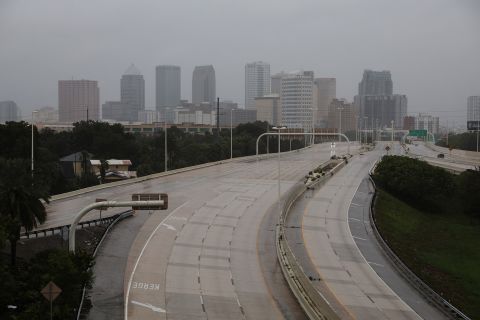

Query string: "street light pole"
[337, 107, 343, 142]
[230, 109, 233, 159]
[391, 120, 394, 143]
[272, 126, 287, 213]
[31, 110, 38, 178]
[164, 111, 168, 172]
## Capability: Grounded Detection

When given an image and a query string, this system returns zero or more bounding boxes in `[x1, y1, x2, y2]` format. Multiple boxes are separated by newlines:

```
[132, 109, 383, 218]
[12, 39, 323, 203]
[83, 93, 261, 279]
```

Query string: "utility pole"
[337, 107, 343, 142]
[164, 111, 168, 172]
[391, 120, 394, 143]
[216, 97, 220, 141]
[31, 110, 38, 178]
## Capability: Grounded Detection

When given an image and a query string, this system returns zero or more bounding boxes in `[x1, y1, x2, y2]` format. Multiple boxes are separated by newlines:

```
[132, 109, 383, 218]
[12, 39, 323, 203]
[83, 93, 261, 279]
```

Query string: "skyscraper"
[281, 71, 314, 130]
[358, 70, 393, 95]
[245, 61, 270, 110]
[121, 64, 145, 121]
[314, 78, 336, 128]
[354, 70, 407, 129]
[0, 101, 20, 123]
[156, 65, 181, 109]
[192, 65, 216, 106]
[58, 80, 99, 123]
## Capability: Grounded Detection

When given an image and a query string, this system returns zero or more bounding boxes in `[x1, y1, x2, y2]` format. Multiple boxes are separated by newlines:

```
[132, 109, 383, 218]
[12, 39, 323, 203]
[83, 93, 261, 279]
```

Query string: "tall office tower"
[255, 94, 281, 126]
[281, 71, 314, 130]
[58, 80, 99, 123]
[314, 78, 336, 128]
[415, 113, 440, 134]
[121, 64, 145, 121]
[0, 100, 20, 123]
[156, 65, 181, 110]
[358, 70, 393, 95]
[245, 61, 270, 109]
[327, 99, 356, 133]
[355, 70, 407, 129]
[271, 72, 285, 95]
[467, 96, 480, 122]
[192, 65, 216, 106]
[355, 94, 407, 129]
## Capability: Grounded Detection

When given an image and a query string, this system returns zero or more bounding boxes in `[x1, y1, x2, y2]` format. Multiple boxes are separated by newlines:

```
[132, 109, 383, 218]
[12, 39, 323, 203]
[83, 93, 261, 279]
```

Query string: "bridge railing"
[276, 159, 347, 320]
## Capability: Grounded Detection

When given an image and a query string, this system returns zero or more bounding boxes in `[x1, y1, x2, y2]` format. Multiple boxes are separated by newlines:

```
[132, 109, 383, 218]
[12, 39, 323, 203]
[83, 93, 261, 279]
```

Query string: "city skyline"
[0, 0, 478, 123]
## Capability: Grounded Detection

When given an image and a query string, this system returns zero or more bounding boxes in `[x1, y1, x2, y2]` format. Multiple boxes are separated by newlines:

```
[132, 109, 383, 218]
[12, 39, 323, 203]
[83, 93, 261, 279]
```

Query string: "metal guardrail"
[368, 165, 471, 320]
[276, 159, 348, 320]
[20, 213, 124, 239]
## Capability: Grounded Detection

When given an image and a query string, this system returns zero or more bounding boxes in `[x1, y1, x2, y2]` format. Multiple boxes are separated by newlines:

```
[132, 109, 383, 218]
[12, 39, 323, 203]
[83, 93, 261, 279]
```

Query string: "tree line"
[373, 155, 480, 219]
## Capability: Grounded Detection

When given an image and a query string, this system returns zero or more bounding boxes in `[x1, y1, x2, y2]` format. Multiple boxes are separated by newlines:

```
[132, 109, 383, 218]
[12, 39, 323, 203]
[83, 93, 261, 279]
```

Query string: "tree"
[0, 158, 49, 266]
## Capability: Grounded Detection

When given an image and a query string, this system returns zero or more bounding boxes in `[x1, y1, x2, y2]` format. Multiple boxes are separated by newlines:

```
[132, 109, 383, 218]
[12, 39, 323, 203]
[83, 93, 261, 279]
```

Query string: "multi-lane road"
[44, 142, 354, 319]
[41, 140, 474, 319]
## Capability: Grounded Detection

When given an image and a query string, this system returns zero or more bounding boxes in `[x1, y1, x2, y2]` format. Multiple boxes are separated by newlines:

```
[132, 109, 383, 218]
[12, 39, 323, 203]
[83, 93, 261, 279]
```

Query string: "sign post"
[41, 281, 62, 320]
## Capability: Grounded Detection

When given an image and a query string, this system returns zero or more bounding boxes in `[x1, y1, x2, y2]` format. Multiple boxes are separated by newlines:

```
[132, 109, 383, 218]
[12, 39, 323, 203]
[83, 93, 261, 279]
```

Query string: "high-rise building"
[192, 65, 216, 106]
[0, 101, 20, 123]
[156, 65, 181, 110]
[255, 94, 281, 126]
[271, 72, 285, 95]
[314, 78, 336, 128]
[354, 70, 407, 129]
[36, 106, 59, 123]
[281, 71, 314, 130]
[358, 70, 393, 95]
[102, 101, 137, 122]
[245, 61, 270, 110]
[415, 113, 440, 134]
[328, 99, 356, 133]
[355, 94, 407, 129]
[121, 64, 145, 121]
[58, 80, 99, 123]
[467, 96, 480, 122]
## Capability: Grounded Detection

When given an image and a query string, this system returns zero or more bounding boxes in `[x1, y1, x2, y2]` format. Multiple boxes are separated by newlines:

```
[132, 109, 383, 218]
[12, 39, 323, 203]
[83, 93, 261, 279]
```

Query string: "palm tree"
[0, 158, 49, 266]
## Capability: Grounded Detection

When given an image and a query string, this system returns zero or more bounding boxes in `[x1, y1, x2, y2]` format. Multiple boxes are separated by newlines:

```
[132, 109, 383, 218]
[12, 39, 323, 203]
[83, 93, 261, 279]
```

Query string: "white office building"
[281, 71, 314, 130]
[245, 61, 270, 110]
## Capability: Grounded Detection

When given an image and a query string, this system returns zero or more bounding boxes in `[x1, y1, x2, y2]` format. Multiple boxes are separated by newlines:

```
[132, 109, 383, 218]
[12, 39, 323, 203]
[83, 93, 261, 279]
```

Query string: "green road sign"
[408, 129, 427, 137]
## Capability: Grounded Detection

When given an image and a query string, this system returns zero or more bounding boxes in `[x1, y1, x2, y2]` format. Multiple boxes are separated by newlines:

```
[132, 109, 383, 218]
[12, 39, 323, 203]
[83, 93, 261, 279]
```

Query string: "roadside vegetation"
[0, 119, 306, 318]
[0, 120, 304, 195]
[373, 156, 480, 318]
[437, 132, 480, 152]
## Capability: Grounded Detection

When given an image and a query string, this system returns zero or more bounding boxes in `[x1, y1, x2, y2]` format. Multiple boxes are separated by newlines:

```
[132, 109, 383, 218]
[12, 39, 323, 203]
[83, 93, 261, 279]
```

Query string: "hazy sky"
[1, 0, 479, 124]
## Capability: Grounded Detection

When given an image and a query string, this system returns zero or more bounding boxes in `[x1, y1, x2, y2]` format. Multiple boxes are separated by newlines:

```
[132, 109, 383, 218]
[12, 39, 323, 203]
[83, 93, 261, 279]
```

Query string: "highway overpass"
[37, 141, 468, 319]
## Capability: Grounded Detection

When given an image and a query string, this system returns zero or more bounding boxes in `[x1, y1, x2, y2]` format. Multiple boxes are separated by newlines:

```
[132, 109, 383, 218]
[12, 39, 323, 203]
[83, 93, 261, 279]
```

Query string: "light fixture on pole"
[272, 126, 287, 211]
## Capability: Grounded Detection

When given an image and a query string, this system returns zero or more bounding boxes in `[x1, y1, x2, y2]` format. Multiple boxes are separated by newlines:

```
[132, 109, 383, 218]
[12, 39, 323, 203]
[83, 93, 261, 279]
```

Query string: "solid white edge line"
[124, 202, 189, 320]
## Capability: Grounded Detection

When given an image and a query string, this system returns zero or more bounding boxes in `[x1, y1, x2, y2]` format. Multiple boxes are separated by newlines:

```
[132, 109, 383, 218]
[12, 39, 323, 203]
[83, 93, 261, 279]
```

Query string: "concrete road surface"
[43, 142, 356, 319]
[300, 146, 424, 319]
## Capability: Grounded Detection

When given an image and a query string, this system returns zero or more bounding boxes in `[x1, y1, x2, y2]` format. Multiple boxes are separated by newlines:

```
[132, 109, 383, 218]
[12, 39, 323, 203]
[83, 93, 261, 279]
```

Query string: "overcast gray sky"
[1, 0, 479, 124]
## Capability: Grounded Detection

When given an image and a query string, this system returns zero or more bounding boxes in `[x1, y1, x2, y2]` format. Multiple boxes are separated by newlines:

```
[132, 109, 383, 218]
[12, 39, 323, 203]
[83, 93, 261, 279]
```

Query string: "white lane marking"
[169, 216, 187, 221]
[131, 300, 166, 313]
[349, 217, 362, 222]
[125, 202, 189, 320]
[351, 202, 363, 207]
[132, 282, 160, 290]
[353, 236, 367, 241]
[161, 223, 176, 231]
[368, 261, 385, 267]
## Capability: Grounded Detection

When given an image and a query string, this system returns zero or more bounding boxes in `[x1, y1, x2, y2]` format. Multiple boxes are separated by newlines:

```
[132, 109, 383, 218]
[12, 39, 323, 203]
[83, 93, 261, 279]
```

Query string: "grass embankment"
[375, 190, 480, 319]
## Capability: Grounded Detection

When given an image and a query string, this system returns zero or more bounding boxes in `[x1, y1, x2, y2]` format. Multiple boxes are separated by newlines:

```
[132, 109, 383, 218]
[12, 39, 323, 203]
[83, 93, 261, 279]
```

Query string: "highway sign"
[41, 281, 62, 302]
[408, 130, 427, 137]
[467, 121, 480, 130]
[132, 193, 168, 210]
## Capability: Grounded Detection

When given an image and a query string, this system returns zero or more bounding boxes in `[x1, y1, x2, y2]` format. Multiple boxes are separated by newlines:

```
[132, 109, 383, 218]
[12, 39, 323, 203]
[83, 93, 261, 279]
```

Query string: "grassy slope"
[375, 190, 480, 319]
